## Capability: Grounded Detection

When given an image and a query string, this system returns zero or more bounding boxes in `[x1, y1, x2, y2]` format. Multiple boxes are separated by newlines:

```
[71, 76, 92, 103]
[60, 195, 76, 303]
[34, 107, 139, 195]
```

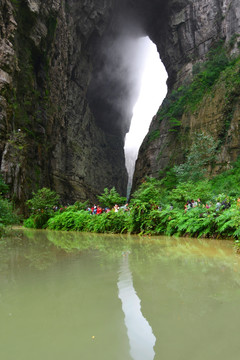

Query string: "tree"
[25, 188, 60, 229]
[0, 173, 8, 195]
[174, 132, 219, 182]
[131, 177, 165, 206]
[168, 180, 212, 206]
[97, 187, 126, 209]
[26, 187, 60, 212]
[0, 174, 18, 232]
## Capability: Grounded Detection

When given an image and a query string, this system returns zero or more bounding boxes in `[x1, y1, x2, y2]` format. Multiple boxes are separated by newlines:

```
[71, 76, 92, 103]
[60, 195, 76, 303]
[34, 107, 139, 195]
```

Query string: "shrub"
[169, 181, 212, 207]
[26, 187, 60, 212]
[25, 187, 60, 229]
[0, 174, 8, 194]
[69, 200, 89, 211]
[173, 132, 219, 183]
[0, 197, 18, 226]
[97, 187, 126, 209]
[0, 176, 19, 235]
[23, 215, 37, 229]
[47, 210, 82, 231]
[210, 158, 240, 197]
[216, 205, 240, 238]
[127, 202, 154, 234]
[47, 209, 128, 234]
[131, 177, 166, 206]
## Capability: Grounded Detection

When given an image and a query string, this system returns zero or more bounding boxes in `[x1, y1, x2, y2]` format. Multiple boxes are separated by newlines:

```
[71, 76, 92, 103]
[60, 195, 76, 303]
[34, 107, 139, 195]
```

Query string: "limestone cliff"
[131, 0, 240, 192]
[0, 0, 240, 208]
[0, 0, 130, 208]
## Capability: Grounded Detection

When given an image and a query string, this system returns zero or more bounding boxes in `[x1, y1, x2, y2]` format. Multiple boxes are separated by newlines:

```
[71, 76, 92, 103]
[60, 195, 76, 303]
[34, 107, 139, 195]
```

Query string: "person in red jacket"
[96, 205, 102, 214]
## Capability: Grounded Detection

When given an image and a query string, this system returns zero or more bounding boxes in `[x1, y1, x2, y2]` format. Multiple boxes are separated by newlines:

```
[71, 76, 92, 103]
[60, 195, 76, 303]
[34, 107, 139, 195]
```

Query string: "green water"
[1, 229, 240, 360]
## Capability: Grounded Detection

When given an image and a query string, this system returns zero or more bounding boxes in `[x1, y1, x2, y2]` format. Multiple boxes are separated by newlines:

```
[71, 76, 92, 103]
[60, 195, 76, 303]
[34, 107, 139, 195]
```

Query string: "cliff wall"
[131, 0, 240, 191]
[0, 0, 129, 207]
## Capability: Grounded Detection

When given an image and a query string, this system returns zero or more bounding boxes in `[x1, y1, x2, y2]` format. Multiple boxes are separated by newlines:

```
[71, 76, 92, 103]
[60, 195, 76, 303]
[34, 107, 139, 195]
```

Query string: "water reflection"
[1, 230, 240, 360]
[118, 252, 156, 360]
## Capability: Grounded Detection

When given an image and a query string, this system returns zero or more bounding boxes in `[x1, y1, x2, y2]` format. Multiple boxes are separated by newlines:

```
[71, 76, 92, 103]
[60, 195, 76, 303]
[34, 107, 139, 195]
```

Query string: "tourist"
[96, 205, 102, 214]
[114, 204, 119, 212]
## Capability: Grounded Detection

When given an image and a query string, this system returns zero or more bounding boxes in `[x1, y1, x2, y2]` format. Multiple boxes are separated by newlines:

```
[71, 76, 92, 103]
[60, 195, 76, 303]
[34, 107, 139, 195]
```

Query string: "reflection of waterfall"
[117, 253, 156, 360]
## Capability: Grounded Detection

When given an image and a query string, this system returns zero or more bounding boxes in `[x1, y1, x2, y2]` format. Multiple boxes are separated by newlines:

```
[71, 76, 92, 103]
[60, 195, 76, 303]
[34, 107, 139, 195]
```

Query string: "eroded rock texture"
[0, 0, 240, 207]
[131, 0, 240, 192]
[0, 0, 129, 207]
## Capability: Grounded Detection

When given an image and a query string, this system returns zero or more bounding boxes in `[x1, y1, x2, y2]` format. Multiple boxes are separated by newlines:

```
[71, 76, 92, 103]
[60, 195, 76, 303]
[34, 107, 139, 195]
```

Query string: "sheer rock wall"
[131, 0, 240, 191]
[0, 0, 128, 207]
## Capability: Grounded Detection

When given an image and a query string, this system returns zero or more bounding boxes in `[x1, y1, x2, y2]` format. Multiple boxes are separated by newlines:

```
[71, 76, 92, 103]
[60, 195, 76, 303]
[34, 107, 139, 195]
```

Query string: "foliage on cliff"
[173, 132, 219, 182]
[155, 41, 240, 133]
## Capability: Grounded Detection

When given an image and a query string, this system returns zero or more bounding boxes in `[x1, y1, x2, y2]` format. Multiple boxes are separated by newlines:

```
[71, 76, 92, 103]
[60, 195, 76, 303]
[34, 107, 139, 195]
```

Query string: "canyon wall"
[0, 0, 130, 208]
[0, 0, 240, 208]
[131, 0, 240, 191]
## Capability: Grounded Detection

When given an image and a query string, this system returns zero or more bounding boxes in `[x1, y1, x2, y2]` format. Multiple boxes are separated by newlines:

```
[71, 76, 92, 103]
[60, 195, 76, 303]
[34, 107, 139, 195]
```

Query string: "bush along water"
[0, 174, 20, 236]
[24, 187, 60, 229]
[23, 156, 240, 252]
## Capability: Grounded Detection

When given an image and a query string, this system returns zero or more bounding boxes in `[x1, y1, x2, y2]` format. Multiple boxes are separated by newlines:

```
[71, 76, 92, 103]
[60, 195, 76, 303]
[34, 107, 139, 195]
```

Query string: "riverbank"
[20, 158, 240, 251]
[21, 203, 240, 253]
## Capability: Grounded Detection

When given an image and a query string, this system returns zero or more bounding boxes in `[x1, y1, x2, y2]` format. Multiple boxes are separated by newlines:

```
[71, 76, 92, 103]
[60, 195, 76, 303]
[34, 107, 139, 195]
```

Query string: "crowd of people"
[51, 197, 236, 217]
[183, 198, 232, 212]
[87, 203, 129, 215]
[85, 197, 235, 215]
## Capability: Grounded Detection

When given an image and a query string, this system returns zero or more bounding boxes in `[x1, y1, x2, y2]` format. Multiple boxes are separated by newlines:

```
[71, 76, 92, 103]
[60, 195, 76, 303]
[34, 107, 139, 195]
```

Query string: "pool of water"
[0, 229, 240, 360]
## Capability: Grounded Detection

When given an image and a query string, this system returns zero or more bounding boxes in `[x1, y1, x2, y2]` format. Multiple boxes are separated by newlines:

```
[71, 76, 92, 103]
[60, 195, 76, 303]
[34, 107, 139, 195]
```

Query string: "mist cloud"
[87, 9, 151, 137]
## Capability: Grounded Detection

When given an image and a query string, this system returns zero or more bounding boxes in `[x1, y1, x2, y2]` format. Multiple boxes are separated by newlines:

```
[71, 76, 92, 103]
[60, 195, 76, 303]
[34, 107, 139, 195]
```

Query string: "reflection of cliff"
[117, 253, 156, 360]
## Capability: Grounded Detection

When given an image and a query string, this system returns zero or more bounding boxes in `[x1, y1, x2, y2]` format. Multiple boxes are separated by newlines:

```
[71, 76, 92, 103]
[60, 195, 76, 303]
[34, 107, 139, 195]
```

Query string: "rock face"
[0, 0, 240, 208]
[131, 0, 240, 191]
[0, 0, 129, 208]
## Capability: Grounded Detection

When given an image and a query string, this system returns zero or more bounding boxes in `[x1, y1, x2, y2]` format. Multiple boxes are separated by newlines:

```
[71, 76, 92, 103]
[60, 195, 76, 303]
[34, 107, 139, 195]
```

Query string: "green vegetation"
[47, 209, 128, 234]
[0, 174, 9, 195]
[26, 187, 60, 210]
[3, 1, 59, 196]
[147, 129, 161, 143]
[97, 187, 127, 209]
[24, 188, 60, 229]
[22, 155, 240, 252]
[0, 174, 19, 236]
[157, 41, 239, 132]
[15, 38, 240, 250]
[173, 132, 219, 182]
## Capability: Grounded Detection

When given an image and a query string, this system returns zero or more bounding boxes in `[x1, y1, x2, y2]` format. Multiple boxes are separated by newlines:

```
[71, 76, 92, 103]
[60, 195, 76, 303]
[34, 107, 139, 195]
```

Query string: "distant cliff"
[0, 0, 240, 208]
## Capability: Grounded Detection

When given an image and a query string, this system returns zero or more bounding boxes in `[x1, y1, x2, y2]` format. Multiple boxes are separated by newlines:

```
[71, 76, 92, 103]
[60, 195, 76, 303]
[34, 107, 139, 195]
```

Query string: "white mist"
[124, 37, 168, 196]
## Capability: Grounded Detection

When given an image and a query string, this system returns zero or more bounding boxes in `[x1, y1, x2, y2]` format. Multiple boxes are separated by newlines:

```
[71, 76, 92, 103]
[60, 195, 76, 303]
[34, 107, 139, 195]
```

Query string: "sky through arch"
[124, 37, 168, 195]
